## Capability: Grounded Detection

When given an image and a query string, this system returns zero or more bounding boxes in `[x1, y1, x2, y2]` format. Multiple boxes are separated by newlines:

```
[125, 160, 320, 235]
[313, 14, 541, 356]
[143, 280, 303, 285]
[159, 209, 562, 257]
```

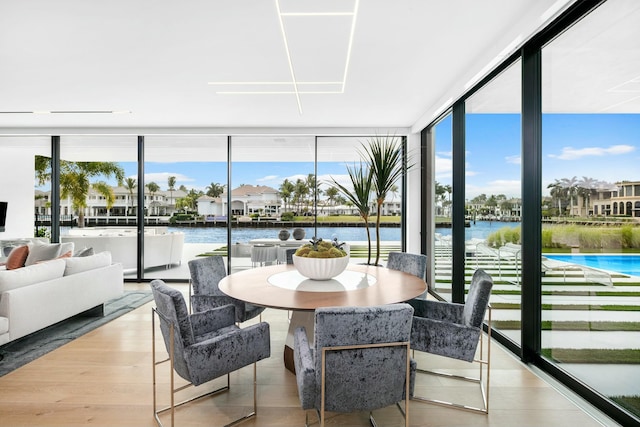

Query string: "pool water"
[544, 254, 640, 276]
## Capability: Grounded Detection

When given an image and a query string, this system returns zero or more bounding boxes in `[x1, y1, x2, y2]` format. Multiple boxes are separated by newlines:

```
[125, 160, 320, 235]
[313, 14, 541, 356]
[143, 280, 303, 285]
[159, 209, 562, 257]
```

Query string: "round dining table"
[218, 263, 427, 372]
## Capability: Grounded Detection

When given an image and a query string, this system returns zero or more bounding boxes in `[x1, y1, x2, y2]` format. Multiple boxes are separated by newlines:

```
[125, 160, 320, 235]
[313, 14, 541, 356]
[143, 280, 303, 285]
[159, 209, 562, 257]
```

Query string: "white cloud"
[505, 155, 521, 165]
[256, 175, 279, 182]
[548, 144, 635, 160]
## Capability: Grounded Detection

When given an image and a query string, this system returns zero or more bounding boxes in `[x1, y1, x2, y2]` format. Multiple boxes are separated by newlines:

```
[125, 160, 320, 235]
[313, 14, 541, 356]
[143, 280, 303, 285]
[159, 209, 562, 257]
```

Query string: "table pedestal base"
[284, 311, 314, 373]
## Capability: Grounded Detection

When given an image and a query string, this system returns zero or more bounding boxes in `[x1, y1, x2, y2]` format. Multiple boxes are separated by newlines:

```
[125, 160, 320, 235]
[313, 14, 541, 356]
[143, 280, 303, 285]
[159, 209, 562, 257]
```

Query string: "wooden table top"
[219, 263, 427, 311]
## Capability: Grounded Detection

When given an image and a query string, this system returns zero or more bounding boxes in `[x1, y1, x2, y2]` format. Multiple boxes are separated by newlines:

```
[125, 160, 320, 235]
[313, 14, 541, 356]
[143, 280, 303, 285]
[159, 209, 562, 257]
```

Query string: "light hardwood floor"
[0, 282, 620, 427]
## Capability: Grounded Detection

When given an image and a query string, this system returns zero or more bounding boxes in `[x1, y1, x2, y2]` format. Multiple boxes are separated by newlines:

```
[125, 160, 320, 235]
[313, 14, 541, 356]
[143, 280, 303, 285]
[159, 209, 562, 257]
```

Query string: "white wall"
[0, 142, 47, 239]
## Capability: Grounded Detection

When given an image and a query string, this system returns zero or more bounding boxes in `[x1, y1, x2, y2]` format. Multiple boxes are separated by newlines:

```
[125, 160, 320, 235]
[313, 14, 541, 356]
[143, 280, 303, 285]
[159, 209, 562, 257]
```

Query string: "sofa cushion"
[63, 251, 112, 276]
[0, 259, 66, 293]
[5, 246, 29, 270]
[25, 243, 61, 266]
[0, 316, 8, 335]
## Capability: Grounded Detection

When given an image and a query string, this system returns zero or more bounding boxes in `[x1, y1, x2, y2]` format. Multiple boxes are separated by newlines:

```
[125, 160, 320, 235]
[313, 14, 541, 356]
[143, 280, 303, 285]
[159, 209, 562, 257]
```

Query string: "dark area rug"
[0, 290, 153, 376]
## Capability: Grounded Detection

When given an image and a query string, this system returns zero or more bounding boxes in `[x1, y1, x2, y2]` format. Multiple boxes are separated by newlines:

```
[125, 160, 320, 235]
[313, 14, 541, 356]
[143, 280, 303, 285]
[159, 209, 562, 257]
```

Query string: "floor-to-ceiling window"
[466, 60, 523, 344]
[144, 135, 227, 280]
[432, 113, 454, 300]
[229, 136, 315, 272]
[316, 136, 404, 265]
[58, 135, 137, 268]
[541, 0, 640, 418]
[422, 2, 639, 424]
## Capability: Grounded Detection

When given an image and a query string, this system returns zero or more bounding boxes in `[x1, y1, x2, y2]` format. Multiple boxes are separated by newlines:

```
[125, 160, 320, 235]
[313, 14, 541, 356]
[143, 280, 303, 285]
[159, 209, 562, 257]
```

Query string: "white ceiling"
[0, 0, 579, 132]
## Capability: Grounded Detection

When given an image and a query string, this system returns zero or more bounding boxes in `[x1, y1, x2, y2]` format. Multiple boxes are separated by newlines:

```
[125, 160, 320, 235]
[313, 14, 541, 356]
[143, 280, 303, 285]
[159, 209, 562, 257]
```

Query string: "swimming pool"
[544, 254, 640, 276]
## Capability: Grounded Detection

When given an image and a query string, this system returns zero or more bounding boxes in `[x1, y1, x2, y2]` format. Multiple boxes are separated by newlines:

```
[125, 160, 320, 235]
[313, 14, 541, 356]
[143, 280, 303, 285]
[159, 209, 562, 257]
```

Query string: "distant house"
[33, 186, 187, 219]
[592, 181, 640, 217]
[197, 184, 281, 217]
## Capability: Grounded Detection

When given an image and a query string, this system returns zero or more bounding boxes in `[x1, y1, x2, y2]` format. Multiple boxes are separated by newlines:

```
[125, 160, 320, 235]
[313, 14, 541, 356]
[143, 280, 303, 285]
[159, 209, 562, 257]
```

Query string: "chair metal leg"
[412, 308, 491, 414]
[152, 308, 259, 427]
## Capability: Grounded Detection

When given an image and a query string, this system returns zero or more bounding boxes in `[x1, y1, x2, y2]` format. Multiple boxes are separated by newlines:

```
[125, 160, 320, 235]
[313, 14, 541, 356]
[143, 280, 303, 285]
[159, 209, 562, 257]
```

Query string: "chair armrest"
[185, 321, 271, 386]
[190, 304, 236, 336]
[191, 294, 245, 320]
[408, 298, 464, 323]
[293, 326, 317, 410]
[411, 317, 481, 362]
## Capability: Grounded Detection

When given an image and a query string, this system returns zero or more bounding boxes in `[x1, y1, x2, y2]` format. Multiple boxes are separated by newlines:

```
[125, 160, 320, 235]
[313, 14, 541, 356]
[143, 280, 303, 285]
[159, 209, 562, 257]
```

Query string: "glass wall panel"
[144, 135, 228, 280]
[317, 136, 404, 265]
[58, 136, 137, 272]
[542, 0, 640, 417]
[230, 136, 314, 273]
[433, 113, 453, 300]
[466, 60, 522, 344]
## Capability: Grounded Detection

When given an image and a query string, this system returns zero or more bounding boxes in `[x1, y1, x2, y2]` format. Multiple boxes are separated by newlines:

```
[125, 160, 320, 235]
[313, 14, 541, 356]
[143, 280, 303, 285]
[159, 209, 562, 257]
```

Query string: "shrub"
[621, 225, 634, 248]
[280, 212, 295, 221]
[541, 229, 555, 248]
[578, 228, 602, 249]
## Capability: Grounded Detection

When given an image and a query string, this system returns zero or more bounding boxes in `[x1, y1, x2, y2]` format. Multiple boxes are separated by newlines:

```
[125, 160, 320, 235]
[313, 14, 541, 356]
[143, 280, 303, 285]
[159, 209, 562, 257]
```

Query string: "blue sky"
[436, 113, 640, 199]
[40, 113, 639, 200]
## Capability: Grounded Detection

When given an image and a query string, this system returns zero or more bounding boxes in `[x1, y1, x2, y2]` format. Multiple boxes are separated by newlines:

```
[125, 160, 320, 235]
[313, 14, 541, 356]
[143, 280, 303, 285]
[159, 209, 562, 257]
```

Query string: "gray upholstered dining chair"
[407, 269, 493, 414]
[188, 255, 265, 323]
[150, 279, 271, 427]
[293, 304, 416, 427]
[387, 251, 427, 280]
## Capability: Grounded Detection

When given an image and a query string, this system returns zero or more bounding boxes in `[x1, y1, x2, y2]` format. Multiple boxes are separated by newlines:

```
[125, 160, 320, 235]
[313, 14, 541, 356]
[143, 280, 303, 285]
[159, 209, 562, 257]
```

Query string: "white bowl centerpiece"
[293, 237, 349, 280]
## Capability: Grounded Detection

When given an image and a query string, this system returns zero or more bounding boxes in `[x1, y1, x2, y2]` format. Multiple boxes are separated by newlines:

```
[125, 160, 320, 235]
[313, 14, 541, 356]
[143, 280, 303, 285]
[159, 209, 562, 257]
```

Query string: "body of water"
[169, 226, 401, 244]
[58, 220, 517, 245]
[436, 220, 520, 242]
[545, 254, 640, 276]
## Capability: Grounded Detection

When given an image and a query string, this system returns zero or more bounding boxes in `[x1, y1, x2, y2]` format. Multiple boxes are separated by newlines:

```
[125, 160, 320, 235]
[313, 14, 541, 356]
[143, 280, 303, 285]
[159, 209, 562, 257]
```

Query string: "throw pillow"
[74, 247, 95, 257]
[25, 243, 61, 266]
[56, 251, 73, 259]
[5, 245, 29, 270]
[63, 251, 112, 276]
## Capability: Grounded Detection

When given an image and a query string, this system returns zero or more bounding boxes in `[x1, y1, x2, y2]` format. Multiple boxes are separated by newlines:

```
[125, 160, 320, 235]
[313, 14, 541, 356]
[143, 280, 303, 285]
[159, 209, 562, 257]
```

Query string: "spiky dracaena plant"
[330, 161, 374, 265]
[361, 134, 411, 265]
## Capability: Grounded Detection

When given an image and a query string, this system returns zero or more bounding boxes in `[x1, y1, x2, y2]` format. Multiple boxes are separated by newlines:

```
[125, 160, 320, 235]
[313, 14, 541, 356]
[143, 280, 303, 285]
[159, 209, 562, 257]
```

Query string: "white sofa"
[61, 228, 184, 271]
[0, 251, 123, 345]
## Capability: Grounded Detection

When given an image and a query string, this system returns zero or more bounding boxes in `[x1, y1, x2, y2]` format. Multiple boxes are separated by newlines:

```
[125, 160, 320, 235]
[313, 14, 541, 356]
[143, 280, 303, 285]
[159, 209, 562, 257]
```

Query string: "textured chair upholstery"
[408, 269, 493, 413]
[150, 279, 271, 427]
[293, 304, 416, 427]
[188, 255, 265, 323]
[387, 251, 427, 280]
[285, 248, 296, 264]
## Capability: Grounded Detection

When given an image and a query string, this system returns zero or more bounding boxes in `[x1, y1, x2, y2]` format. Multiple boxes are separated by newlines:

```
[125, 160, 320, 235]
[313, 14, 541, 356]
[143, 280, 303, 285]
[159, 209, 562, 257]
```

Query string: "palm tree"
[124, 177, 137, 216]
[146, 182, 160, 215]
[361, 134, 410, 265]
[547, 179, 564, 216]
[167, 176, 176, 215]
[279, 179, 295, 212]
[293, 179, 308, 214]
[325, 186, 339, 206]
[206, 182, 224, 198]
[35, 157, 125, 228]
[577, 176, 599, 216]
[559, 176, 578, 216]
[330, 162, 374, 265]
